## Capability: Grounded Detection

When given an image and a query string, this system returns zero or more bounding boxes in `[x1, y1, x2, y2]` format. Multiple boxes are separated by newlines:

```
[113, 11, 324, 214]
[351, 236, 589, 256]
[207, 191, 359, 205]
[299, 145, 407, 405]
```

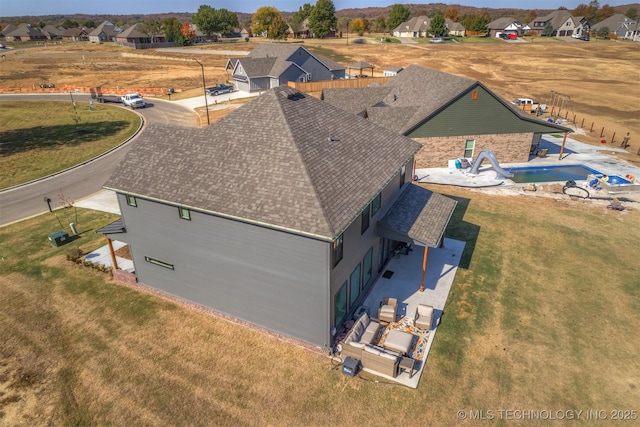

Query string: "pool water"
[504, 165, 602, 184]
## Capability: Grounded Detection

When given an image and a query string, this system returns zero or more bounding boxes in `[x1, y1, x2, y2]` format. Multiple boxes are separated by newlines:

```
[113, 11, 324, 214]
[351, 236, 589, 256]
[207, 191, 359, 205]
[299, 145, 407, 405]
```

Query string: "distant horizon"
[1, 0, 636, 18]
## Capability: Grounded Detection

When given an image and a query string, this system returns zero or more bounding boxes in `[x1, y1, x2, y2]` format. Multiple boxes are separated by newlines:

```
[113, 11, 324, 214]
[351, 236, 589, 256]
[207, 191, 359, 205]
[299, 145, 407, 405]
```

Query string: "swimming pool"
[504, 164, 602, 184]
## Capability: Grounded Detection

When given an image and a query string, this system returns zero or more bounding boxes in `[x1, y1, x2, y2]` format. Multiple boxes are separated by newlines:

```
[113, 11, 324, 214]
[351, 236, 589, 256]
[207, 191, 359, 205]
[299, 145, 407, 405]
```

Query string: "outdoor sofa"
[339, 313, 401, 377]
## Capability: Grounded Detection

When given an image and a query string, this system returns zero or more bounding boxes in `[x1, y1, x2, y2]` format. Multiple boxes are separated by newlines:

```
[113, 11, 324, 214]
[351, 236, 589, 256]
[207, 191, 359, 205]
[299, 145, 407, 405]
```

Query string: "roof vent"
[327, 133, 339, 143]
[279, 87, 302, 99]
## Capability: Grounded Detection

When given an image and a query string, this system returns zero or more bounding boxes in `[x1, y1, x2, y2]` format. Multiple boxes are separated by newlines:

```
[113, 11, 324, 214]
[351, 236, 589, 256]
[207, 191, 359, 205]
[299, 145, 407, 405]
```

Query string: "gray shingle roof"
[105, 87, 421, 240]
[378, 184, 457, 247]
[323, 65, 476, 134]
[321, 86, 393, 116]
[236, 57, 278, 77]
[249, 43, 345, 72]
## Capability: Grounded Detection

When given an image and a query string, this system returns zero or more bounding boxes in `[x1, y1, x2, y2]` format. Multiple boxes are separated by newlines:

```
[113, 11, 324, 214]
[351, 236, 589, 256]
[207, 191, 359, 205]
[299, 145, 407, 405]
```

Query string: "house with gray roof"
[226, 44, 345, 92]
[529, 10, 589, 37]
[487, 17, 530, 37]
[322, 64, 571, 168]
[100, 86, 457, 350]
[0, 24, 17, 41]
[89, 21, 119, 43]
[41, 25, 63, 40]
[5, 23, 47, 42]
[393, 16, 465, 38]
[591, 14, 639, 40]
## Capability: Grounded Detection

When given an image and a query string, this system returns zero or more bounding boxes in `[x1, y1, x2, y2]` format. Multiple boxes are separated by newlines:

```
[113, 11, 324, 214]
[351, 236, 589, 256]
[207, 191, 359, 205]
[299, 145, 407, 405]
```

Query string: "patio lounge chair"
[413, 304, 434, 330]
[378, 297, 397, 323]
[537, 148, 548, 158]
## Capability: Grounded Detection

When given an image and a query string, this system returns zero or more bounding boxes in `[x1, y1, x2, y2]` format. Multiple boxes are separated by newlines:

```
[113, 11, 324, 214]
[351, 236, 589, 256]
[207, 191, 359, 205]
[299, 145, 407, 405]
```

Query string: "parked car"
[206, 84, 234, 96]
[580, 35, 590, 41]
[0, 44, 5, 48]
[430, 37, 444, 43]
[121, 93, 146, 109]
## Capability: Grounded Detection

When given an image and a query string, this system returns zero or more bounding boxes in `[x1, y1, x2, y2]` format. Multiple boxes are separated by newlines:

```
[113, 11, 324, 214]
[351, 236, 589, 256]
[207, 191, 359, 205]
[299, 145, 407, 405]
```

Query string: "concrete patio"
[352, 237, 465, 388]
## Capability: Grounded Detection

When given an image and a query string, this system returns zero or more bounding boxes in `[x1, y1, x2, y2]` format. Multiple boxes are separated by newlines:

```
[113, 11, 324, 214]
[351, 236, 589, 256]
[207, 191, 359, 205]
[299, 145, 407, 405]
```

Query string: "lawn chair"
[537, 148, 548, 158]
[378, 297, 397, 323]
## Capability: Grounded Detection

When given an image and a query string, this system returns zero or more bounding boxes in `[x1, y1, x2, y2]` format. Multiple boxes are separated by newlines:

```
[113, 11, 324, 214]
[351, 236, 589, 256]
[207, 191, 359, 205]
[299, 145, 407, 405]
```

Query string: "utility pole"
[193, 58, 210, 126]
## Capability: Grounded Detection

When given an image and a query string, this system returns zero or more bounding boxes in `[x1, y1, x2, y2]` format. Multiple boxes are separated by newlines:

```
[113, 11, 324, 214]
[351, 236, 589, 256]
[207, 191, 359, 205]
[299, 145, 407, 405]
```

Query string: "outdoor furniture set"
[338, 299, 436, 378]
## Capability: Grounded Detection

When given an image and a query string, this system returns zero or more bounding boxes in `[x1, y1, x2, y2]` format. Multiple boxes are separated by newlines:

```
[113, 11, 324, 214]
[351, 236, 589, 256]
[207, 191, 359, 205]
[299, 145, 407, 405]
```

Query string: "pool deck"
[416, 135, 640, 191]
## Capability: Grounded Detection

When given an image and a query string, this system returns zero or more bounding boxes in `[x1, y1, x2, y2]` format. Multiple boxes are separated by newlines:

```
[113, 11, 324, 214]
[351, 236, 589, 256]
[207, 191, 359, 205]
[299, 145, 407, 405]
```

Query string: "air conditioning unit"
[341, 357, 361, 377]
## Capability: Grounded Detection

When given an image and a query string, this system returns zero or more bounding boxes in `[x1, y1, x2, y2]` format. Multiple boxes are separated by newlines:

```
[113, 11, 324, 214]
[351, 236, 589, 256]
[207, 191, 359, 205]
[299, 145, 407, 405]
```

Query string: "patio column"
[558, 132, 568, 160]
[419, 246, 429, 292]
[107, 238, 119, 270]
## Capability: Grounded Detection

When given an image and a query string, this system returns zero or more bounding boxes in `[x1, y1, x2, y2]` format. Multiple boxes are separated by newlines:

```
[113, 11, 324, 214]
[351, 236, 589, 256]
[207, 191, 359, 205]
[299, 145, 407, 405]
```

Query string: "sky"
[0, 0, 633, 17]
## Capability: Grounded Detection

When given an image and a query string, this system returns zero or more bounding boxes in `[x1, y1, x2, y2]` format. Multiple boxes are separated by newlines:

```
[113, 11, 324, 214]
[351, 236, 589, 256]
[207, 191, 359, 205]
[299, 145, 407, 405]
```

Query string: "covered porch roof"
[377, 183, 457, 248]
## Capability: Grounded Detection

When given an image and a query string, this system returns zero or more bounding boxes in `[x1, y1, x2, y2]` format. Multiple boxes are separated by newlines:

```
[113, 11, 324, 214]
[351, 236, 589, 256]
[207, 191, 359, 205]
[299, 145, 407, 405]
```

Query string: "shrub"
[245, 37, 250, 42]
[67, 247, 83, 261]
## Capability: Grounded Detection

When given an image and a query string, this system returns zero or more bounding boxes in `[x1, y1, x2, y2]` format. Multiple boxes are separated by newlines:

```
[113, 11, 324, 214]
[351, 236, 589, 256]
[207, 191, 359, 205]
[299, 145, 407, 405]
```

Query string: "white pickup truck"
[511, 98, 546, 114]
[121, 93, 146, 109]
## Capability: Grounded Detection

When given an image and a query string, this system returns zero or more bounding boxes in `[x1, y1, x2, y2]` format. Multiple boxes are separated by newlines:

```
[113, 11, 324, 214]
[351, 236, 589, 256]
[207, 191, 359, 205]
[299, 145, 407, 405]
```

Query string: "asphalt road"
[0, 94, 197, 226]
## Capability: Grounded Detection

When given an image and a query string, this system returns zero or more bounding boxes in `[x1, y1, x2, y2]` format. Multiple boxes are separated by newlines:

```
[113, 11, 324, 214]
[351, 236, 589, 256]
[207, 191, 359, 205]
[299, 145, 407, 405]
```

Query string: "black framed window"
[361, 205, 370, 234]
[371, 192, 381, 216]
[179, 207, 191, 220]
[145, 256, 174, 270]
[332, 233, 344, 268]
[126, 195, 137, 207]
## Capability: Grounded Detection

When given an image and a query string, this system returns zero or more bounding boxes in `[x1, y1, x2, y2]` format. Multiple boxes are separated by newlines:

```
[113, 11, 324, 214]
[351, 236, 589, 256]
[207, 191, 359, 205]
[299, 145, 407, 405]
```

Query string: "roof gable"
[105, 87, 421, 240]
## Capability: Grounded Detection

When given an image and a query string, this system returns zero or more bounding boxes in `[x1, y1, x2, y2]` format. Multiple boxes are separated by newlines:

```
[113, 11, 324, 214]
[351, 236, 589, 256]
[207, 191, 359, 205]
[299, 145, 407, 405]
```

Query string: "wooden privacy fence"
[0, 86, 178, 96]
[287, 77, 392, 92]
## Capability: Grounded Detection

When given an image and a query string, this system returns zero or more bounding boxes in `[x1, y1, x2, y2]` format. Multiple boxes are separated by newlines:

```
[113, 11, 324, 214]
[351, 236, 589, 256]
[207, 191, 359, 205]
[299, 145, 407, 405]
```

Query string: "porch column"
[107, 238, 119, 270]
[558, 132, 568, 160]
[419, 246, 429, 292]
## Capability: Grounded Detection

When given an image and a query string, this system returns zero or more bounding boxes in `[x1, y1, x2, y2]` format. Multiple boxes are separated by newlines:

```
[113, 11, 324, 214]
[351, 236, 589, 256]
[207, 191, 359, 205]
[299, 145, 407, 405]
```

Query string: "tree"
[542, 21, 554, 36]
[372, 16, 387, 33]
[163, 17, 183, 43]
[308, 0, 337, 39]
[625, 8, 638, 20]
[471, 13, 489, 33]
[429, 14, 446, 37]
[597, 4, 615, 22]
[445, 7, 460, 22]
[193, 5, 219, 40]
[37, 21, 46, 28]
[252, 6, 281, 36]
[387, 4, 411, 32]
[62, 19, 79, 28]
[181, 22, 196, 44]
[83, 20, 96, 28]
[268, 15, 290, 40]
[290, 3, 314, 37]
[217, 8, 239, 34]
[350, 18, 367, 36]
[596, 25, 609, 38]
[140, 19, 161, 43]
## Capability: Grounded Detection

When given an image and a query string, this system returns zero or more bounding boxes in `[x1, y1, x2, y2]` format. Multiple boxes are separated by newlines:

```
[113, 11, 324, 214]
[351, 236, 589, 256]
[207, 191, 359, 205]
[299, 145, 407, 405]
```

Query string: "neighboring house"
[383, 66, 403, 77]
[446, 19, 466, 37]
[392, 16, 465, 37]
[288, 18, 312, 39]
[5, 23, 47, 41]
[115, 23, 167, 48]
[89, 21, 119, 43]
[240, 27, 251, 38]
[41, 24, 63, 40]
[321, 64, 571, 168]
[393, 16, 430, 38]
[487, 17, 530, 37]
[0, 24, 17, 41]
[62, 26, 91, 42]
[529, 10, 589, 37]
[100, 86, 457, 350]
[225, 44, 346, 92]
[591, 14, 639, 40]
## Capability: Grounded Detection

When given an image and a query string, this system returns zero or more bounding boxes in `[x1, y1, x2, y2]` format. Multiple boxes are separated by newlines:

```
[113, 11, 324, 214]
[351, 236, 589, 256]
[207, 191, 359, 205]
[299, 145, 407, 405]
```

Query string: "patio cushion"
[361, 312, 370, 325]
[350, 341, 366, 349]
[379, 350, 398, 361]
[364, 344, 381, 355]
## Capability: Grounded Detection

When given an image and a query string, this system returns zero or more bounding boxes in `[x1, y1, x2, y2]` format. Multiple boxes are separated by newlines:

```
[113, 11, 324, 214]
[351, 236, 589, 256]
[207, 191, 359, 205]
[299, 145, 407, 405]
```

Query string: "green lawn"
[1, 187, 638, 425]
[0, 101, 141, 189]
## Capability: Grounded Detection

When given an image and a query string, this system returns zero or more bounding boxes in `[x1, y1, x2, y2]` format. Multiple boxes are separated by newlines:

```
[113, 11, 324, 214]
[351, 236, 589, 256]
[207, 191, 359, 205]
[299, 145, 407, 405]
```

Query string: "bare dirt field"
[2, 38, 638, 164]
